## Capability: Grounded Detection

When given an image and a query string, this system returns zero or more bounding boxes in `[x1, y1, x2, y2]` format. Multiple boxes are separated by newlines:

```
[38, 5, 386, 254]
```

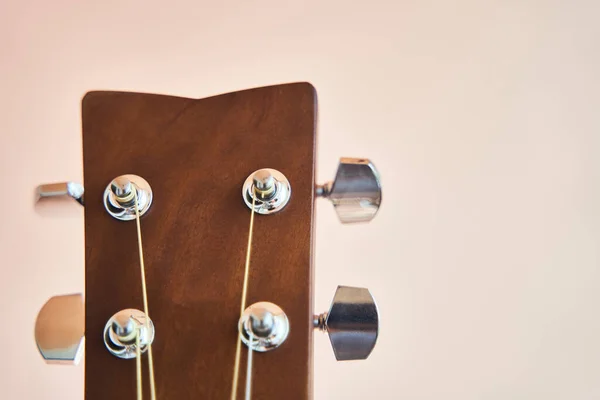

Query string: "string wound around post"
[104, 174, 153, 221]
[242, 169, 291, 214]
[104, 308, 155, 359]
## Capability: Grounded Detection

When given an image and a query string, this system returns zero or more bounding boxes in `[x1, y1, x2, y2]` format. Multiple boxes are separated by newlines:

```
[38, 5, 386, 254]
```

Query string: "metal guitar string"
[230, 193, 257, 400]
[135, 327, 143, 400]
[133, 188, 157, 400]
[245, 329, 254, 400]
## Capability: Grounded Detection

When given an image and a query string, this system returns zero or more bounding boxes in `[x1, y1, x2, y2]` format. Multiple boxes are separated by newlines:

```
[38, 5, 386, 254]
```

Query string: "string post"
[110, 177, 135, 205]
[242, 168, 291, 214]
[252, 170, 276, 200]
[103, 308, 155, 359]
[103, 174, 153, 221]
[249, 309, 275, 337]
[238, 301, 290, 352]
[112, 314, 137, 344]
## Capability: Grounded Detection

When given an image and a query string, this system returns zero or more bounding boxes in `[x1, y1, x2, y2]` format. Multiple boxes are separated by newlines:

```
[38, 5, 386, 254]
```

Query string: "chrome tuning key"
[34, 294, 85, 364]
[314, 160, 381, 359]
[314, 286, 379, 361]
[36, 182, 84, 205]
[316, 158, 382, 223]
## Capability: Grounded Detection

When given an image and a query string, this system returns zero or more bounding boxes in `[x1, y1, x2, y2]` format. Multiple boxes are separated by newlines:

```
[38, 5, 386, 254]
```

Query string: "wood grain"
[82, 83, 317, 399]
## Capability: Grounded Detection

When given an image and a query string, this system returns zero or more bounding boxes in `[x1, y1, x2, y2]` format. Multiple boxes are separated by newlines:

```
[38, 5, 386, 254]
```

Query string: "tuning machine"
[36, 182, 84, 206]
[314, 159, 381, 359]
[103, 309, 155, 359]
[34, 294, 85, 364]
[34, 294, 158, 364]
[314, 286, 379, 361]
[317, 158, 381, 223]
[35, 175, 153, 222]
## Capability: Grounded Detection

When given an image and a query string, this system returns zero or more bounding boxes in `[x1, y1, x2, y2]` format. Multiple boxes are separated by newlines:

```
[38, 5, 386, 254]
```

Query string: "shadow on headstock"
[33, 83, 381, 399]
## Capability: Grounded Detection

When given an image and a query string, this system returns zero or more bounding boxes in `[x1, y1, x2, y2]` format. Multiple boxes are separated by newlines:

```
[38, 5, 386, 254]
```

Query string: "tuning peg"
[36, 182, 84, 205]
[35, 294, 85, 364]
[314, 286, 379, 361]
[316, 158, 381, 223]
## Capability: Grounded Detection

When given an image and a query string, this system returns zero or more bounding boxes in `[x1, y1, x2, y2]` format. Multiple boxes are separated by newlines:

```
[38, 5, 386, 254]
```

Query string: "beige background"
[1, 0, 600, 399]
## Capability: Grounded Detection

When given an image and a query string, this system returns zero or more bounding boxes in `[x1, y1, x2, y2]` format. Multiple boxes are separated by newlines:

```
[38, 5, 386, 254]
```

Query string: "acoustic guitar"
[33, 83, 381, 399]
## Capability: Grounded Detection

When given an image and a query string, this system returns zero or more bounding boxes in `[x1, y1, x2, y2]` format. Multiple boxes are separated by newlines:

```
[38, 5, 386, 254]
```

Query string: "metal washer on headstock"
[242, 168, 291, 214]
[103, 174, 153, 221]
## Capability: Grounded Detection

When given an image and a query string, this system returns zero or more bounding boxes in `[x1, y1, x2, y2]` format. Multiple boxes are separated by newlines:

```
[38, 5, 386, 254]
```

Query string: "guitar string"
[245, 330, 254, 400]
[230, 193, 257, 400]
[133, 188, 157, 400]
[135, 326, 143, 400]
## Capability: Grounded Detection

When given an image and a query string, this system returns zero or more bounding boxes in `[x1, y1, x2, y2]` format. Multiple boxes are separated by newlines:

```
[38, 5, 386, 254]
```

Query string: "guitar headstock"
[34, 83, 381, 399]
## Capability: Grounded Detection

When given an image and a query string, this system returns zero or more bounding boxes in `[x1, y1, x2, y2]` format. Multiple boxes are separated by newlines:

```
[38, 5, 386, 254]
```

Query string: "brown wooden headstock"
[82, 83, 316, 399]
[34, 83, 381, 399]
